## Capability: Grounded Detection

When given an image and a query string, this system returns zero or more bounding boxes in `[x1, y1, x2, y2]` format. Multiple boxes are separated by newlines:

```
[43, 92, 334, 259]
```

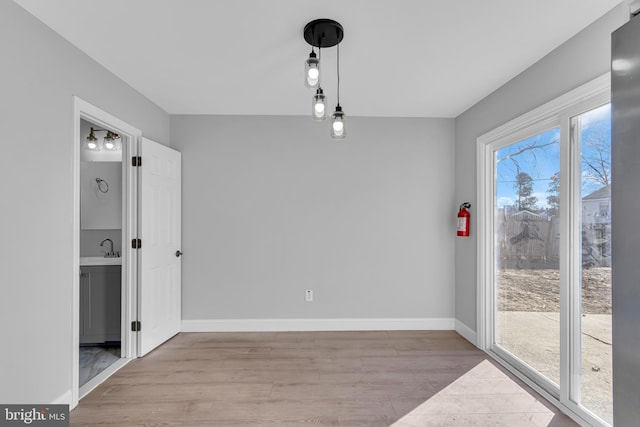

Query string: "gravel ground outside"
[497, 267, 611, 314]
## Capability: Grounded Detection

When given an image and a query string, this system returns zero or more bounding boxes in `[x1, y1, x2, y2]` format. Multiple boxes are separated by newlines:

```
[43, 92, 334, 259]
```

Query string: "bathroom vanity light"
[85, 127, 121, 152]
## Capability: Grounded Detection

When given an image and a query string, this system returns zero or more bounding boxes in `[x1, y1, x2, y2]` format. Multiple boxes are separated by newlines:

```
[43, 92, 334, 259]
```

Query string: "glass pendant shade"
[312, 88, 327, 121]
[85, 128, 100, 151]
[86, 140, 99, 150]
[331, 105, 346, 139]
[103, 131, 120, 151]
[304, 51, 320, 88]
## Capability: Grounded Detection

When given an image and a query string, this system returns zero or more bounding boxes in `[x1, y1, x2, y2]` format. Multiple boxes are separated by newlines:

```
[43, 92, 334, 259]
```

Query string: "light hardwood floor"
[71, 331, 577, 426]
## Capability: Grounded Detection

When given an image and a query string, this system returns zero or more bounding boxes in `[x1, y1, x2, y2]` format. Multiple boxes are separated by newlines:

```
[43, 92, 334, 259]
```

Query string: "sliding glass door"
[479, 78, 612, 427]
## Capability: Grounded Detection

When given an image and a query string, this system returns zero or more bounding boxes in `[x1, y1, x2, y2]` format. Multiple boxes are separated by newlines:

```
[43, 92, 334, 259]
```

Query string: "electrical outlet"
[305, 289, 313, 302]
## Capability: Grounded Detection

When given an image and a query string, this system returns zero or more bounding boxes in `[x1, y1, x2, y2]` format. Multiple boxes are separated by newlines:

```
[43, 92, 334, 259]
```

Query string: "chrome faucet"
[100, 238, 115, 258]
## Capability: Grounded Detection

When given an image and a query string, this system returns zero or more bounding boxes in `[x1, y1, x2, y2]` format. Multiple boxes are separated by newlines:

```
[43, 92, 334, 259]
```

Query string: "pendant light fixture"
[305, 49, 319, 89]
[311, 47, 327, 121]
[331, 105, 345, 139]
[330, 41, 346, 139]
[312, 87, 327, 121]
[303, 19, 346, 138]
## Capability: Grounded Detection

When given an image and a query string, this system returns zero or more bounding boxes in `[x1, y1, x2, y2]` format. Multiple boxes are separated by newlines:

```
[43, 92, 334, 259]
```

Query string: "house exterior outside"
[582, 184, 612, 267]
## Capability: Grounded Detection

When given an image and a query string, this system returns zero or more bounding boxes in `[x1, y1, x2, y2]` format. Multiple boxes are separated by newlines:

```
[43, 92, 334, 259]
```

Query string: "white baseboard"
[454, 319, 478, 346]
[182, 318, 455, 332]
[51, 389, 72, 405]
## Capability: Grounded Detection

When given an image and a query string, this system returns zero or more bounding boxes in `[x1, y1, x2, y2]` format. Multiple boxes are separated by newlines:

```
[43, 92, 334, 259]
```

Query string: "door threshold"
[78, 357, 132, 401]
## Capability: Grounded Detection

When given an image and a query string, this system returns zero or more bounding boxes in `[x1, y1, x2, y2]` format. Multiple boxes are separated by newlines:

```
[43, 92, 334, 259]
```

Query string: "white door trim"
[72, 97, 141, 409]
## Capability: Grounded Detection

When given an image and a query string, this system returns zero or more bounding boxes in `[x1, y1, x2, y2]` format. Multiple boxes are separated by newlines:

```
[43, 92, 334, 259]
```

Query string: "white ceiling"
[14, 0, 620, 118]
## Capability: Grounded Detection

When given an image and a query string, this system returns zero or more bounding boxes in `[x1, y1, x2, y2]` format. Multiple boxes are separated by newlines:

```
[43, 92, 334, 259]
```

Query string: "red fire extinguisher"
[457, 202, 471, 237]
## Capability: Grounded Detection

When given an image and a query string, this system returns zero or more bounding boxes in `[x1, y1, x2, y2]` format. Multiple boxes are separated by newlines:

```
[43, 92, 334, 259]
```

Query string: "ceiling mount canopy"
[303, 19, 344, 48]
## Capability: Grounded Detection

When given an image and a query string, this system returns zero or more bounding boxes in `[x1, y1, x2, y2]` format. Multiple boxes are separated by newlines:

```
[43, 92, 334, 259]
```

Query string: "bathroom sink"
[80, 256, 122, 266]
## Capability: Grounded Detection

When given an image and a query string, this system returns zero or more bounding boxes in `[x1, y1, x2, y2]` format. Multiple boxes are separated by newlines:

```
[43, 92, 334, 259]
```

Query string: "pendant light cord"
[318, 46, 322, 87]
[336, 41, 340, 105]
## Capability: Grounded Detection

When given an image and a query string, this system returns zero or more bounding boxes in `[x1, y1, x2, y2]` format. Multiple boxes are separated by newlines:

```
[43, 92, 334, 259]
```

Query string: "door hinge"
[131, 321, 141, 332]
[131, 238, 142, 249]
[132, 156, 142, 167]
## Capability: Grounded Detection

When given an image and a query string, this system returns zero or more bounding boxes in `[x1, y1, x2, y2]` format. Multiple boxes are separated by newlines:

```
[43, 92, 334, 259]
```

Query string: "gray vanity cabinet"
[79, 265, 121, 344]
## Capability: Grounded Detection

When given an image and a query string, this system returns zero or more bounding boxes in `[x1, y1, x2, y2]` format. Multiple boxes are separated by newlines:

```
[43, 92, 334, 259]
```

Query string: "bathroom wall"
[80, 230, 122, 257]
[80, 162, 122, 230]
[79, 118, 123, 256]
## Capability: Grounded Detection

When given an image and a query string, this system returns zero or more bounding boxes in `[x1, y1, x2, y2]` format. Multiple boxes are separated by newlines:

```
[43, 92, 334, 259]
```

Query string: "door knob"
[175, 250, 183, 257]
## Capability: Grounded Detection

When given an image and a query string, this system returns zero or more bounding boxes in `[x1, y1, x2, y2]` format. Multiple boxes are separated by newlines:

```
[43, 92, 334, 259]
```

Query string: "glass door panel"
[494, 127, 561, 386]
[575, 104, 613, 424]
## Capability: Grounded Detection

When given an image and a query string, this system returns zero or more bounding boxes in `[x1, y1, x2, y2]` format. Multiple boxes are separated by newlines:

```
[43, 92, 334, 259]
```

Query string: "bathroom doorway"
[72, 98, 141, 407]
[78, 117, 124, 391]
[72, 97, 182, 410]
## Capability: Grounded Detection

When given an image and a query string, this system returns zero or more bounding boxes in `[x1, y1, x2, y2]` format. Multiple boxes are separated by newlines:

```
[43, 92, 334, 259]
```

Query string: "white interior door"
[139, 137, 181, 356]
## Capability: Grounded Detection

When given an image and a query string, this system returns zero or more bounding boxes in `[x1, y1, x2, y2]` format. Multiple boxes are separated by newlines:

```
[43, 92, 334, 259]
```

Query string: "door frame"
[72, 97, 141, 409]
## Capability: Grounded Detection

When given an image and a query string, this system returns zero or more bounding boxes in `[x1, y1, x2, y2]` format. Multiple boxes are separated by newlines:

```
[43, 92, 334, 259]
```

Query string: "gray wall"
[0, 1, 169, 404]
[171, 115, 455, 321]
[453, 4, 626, 332]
